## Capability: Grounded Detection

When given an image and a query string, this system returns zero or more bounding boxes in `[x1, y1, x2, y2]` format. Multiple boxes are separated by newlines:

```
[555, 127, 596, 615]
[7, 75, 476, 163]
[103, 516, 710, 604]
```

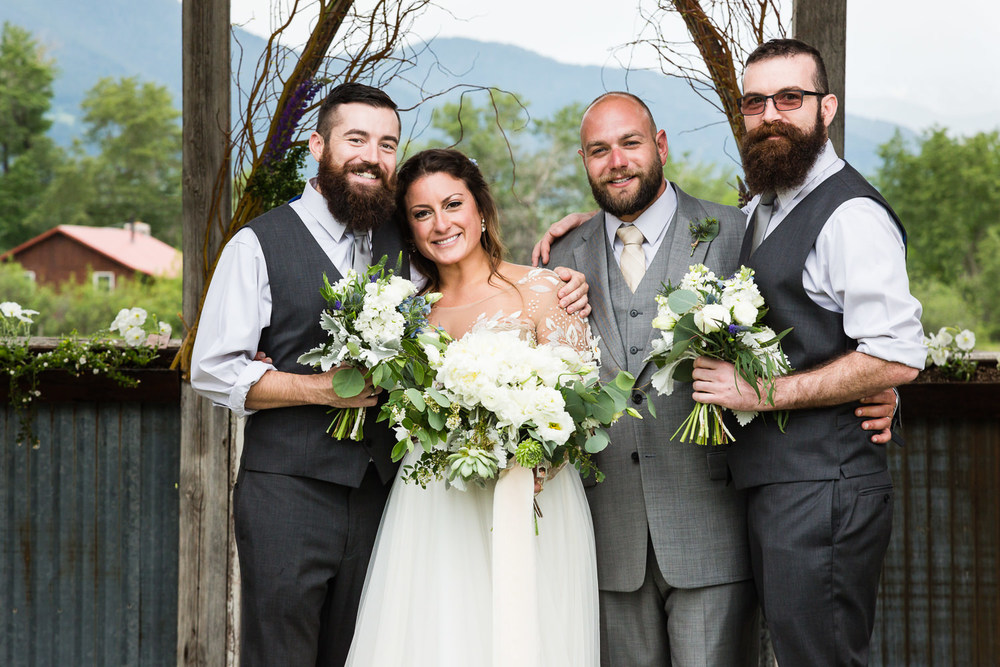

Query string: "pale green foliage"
[78, 76, 183, 246]
[0, 261, 182, 337]
[0, 22, 55, 174]
[874, 128, 1000, 344]
[663, 152, 740, 207]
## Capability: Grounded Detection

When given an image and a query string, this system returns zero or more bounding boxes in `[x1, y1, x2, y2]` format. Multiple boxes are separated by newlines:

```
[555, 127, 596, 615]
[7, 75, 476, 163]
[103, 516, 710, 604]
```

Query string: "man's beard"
[316, 152, 396, 234]
[588, 158, 663, 219]
[740, 111, 828, 195]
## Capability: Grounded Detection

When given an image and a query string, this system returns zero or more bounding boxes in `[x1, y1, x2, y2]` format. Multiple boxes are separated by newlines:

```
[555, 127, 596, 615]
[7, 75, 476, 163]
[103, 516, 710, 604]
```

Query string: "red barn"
[1, 223, 181, 290]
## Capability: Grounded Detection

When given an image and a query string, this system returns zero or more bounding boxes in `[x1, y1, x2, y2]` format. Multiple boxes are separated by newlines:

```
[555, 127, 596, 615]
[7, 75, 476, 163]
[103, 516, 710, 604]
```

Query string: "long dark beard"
[588, 158, 663, 219]
[740, 111, 828, 195]
[316, 153, 396, 234]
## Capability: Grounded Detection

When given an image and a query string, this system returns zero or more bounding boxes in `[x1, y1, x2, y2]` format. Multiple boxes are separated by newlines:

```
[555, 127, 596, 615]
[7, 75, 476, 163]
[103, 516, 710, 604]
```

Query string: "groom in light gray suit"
[545, 92, 757, 666]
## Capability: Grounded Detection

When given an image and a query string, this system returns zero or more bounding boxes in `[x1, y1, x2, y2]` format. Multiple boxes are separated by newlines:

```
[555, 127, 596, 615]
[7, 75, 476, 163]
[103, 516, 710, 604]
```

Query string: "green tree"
[0, 22, 55, 175]
[875, 128, 1000, 343]
[78, 76, 183, 246]
[0, 261, 182, 337]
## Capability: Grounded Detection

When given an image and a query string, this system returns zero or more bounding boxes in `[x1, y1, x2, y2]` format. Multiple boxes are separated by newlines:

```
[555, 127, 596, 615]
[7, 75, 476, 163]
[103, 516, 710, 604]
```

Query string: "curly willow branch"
[173, 0, 429, 375]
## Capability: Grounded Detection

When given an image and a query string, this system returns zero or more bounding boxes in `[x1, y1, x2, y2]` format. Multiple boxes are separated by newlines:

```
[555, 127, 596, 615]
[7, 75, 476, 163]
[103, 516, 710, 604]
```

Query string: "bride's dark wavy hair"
[393, 148, 507, 293]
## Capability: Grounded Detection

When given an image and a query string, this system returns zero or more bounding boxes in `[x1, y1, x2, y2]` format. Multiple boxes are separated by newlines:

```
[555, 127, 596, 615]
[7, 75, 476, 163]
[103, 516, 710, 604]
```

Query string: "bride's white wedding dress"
[345, 268, 599, 666]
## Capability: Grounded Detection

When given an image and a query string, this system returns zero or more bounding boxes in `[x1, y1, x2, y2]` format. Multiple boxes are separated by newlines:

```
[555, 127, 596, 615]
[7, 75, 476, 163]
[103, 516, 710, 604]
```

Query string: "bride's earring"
[481, 218, 486, 233]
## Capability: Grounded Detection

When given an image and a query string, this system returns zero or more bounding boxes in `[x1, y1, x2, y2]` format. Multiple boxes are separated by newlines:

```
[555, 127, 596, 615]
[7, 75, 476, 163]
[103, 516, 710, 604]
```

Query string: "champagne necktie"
[616, 223, 646, 292]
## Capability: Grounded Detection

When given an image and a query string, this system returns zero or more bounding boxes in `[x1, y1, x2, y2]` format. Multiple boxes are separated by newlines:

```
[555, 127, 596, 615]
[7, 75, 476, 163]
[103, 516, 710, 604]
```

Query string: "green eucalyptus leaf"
[668, 289, 700, 315]
[331, 367, 365, 398]
[404, 388, 426, 411]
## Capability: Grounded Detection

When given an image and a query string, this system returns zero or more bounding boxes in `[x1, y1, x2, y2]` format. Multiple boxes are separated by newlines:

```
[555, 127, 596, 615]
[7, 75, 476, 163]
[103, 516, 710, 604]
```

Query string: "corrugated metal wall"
[1, 400, 179, 666]
[871, 390, 1000, 665]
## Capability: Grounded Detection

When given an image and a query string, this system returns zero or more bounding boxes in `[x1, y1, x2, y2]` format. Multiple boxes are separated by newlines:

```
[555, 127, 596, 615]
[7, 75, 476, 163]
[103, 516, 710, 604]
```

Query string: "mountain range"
[2, 0, 910, 175]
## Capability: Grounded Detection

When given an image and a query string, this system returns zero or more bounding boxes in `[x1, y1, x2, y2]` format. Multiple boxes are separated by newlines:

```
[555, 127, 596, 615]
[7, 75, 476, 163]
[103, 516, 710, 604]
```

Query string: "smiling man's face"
[579, 95, 668, 222]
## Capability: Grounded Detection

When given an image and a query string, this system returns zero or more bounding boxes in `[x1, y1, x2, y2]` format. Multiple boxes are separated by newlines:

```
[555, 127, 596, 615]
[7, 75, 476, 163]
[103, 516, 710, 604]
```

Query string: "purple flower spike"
[370, 274, 378, 283]
[728, 324, 739, 334]
[333, 300, 343, 310]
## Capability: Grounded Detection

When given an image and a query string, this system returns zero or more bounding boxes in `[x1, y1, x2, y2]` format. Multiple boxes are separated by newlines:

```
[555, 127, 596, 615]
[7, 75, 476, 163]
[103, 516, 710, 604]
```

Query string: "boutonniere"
[688, 217, 720, 256]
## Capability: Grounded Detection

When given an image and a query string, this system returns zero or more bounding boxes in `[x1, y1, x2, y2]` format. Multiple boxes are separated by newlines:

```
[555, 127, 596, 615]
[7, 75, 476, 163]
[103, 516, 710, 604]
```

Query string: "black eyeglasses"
[739, 90, 826, 115]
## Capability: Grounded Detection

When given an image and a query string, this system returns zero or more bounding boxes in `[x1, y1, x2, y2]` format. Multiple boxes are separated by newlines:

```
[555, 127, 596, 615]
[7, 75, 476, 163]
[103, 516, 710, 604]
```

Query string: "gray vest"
[727, 163, 907, 488]
[242, 204, 407, 487]
[606, 228, 673, 379]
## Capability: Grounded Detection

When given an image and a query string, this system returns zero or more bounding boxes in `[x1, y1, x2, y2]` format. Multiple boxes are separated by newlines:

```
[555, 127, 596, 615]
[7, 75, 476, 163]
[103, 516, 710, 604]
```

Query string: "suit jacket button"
[631, 451, 640, 463]
[629, 309, 640, 317]
[629, 345, 639, 355]
[631, 391, 642, 405]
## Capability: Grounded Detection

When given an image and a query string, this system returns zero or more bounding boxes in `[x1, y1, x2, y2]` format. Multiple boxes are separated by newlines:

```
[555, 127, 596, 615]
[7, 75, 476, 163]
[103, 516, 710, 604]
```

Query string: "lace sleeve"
[517, 268, 595, 355]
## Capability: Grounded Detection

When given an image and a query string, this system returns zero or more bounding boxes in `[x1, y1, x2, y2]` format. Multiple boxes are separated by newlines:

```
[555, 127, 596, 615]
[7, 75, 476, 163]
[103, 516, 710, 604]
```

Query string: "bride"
[345, 149, 600, 666]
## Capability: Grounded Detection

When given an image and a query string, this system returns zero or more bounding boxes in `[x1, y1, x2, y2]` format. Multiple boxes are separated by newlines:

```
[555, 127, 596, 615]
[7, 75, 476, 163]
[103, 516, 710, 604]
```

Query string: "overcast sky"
[229, 0, 999, 135]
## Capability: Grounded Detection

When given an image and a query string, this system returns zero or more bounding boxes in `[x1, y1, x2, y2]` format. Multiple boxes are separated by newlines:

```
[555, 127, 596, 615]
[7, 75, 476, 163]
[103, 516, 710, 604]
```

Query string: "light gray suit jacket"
[548, 183, 751, 592]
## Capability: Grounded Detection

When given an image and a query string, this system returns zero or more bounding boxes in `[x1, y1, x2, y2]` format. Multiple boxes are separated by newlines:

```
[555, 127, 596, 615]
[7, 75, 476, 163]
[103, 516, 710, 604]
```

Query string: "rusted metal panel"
[1, 400, 179, 665]
[872, 410, 1000, 665]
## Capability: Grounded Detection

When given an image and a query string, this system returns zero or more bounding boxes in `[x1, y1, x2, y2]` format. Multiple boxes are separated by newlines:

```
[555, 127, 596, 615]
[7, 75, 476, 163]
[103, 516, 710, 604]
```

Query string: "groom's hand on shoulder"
[552, 266, 591, 318]
[531, 211, 595, 266]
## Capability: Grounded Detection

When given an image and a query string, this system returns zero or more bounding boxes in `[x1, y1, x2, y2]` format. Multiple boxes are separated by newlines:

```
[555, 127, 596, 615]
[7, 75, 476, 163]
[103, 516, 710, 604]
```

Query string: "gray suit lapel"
[637, 185, 718, 373]
[573, 213, 628, 371]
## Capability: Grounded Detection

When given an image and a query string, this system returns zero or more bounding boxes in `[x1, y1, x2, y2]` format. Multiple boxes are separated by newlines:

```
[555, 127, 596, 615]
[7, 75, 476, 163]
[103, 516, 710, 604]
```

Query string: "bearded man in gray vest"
[691, 39, 926, 666]
[191, 83, 407, 666]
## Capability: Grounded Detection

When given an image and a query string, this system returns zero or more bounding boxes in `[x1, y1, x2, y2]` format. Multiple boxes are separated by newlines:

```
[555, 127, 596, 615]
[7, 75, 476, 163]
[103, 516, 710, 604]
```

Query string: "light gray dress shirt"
[745, 140, 926, 369]
[191, 178, 361, 417]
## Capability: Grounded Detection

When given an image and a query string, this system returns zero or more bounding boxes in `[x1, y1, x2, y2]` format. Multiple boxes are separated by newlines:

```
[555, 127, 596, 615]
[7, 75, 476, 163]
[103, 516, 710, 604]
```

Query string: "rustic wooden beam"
[793, 0, 846, 155]
[179, 0, 233, 665]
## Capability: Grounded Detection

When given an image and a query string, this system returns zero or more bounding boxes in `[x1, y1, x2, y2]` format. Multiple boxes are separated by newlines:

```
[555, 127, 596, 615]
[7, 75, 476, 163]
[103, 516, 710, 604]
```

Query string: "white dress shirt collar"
[298, 177, 351, 243]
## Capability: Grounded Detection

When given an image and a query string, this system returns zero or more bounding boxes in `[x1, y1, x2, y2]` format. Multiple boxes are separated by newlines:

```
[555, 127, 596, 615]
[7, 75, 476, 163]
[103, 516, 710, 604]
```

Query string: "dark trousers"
[747, 469, 893, 667]
[233, 465, 390, 667]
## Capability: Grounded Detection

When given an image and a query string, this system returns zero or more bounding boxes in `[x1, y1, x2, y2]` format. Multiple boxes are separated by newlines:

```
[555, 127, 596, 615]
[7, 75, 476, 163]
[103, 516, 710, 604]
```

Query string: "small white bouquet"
[645, 264, 792, 445]
[382, 327, 639, 489]
[924, 326, 976, 381]
[110, 307, 172, 351]
[298, 254, 440, 440]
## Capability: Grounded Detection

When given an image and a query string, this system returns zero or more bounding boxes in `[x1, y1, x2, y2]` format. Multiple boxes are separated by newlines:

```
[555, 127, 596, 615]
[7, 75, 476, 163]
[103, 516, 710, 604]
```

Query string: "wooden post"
[793, 0, 847, 156]
[179, 0, 232, 665]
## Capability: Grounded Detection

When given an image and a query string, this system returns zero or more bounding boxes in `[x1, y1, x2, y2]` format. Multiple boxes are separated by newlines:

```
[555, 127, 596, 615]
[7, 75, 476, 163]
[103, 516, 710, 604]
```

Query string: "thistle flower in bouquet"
[381, 327, 640, 490]
[298, 254, 441, 440]
[645, 264, 792, 445]
[924, 326, 976, 381]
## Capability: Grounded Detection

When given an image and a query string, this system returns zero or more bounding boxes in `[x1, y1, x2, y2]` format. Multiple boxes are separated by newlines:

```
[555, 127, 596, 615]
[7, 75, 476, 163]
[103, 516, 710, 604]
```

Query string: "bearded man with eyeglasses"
[690, 39, 926, 666]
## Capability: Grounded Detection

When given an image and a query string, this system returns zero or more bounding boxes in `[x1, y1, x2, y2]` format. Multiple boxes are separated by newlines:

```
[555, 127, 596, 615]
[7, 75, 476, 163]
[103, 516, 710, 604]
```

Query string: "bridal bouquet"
[298, 254, 440, 440]
[381, 327, 640, 489]
[644, 264, 792, 445]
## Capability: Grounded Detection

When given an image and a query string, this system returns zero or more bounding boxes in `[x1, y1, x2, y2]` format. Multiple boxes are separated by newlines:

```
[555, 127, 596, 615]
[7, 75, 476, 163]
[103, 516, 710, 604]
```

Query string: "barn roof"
[2, 224, 181, 278]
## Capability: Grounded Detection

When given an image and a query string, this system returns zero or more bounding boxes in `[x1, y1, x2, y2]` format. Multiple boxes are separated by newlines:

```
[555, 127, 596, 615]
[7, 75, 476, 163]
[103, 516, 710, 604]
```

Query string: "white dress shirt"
[190, 179, 361, 416]
[604, 179, 677, 267]
[746, 140, 926, 369]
